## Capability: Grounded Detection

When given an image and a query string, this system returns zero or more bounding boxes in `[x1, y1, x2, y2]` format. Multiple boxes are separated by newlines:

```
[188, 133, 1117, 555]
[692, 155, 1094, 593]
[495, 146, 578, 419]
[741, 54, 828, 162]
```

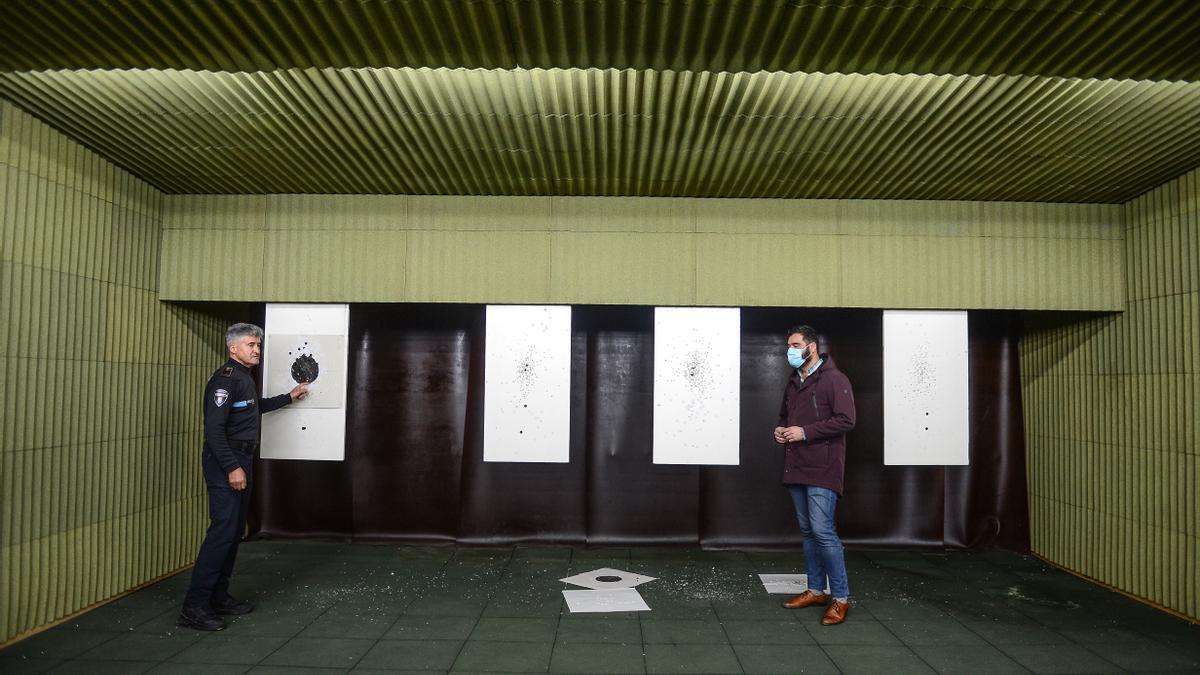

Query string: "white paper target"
[483, 305, 572, 463]
[758, 574, 829, 594]
[883, 310, 969, 465]
[261, 303, 349, 461]
[265, 334, 346, 409]
[562, 589, 651, 613]
[652, 307, 741, 465]
[560, 568, 657, 590]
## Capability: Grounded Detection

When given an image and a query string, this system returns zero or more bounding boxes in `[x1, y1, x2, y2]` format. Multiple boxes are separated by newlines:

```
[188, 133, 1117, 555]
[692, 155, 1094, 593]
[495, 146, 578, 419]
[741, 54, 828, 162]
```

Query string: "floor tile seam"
[940, 606, 1033, 655]
[872, 617, 945, 674]
[993, 642, 1130, 674]
[713, 602, 749, 675]
[447, 600, 488, 673]
[1075, 640, 1185, 673]
[64, 625, 130, 661]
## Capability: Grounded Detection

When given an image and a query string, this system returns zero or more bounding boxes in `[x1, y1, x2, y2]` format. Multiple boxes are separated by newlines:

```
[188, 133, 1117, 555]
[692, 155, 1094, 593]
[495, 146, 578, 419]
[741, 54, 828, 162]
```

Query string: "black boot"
[177, 605, 226, 631]
[212, 595, 255, 615]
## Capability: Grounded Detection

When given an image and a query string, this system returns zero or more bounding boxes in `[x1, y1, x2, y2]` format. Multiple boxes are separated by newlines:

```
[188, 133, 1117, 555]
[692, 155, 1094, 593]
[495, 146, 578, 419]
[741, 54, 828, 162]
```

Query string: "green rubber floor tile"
[910, 644, 1031, 674]
[221, 608, 325, 637]
[79, 631, 204, 662]
[643, 643, 741, 674]
[823, 645, 936, 674]
[998, 644, 1124, 674]
[0, 656, 60, 674]
[720, 619, 815, 645]
[0, 628, 119, 659]
[554, 617, 642, 644]
[732, 643, 839, 674]
[43, 660, 155, 674]
[65, 605, 167, 631]
[807, 618, 902, 646]
[480, 596, 564, 618]
[169, 634, 288, 665]
[549, 641, 646, 673]
[146, 663, 250, 674]
[453, 548, 513, 563]
[1056, 625, 1145, 644]
[640, 618, 728, 644]
[241, 662, 340, 667]
[855, 597, 951, 621]
[259, 637, 375, 669]
[884, 619, 989, 646]
[512, 546, 573, 560]
[469, 617, 558, 642]
[712, 597, 797, 621]
[357, 639, 465, 670]
[385, 616, 478, 641]
[297, 606, 402, 639]
[451, 640, 553, 672]
[1082, 642, 1200, 673]
[404, 596, 488, 617]
[955, 619, 1071, 645]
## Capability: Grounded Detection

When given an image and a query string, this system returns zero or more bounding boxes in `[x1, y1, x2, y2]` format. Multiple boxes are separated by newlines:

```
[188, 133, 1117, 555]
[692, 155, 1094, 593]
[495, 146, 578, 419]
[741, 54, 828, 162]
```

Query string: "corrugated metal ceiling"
[1, 0, 1197, 201]
[3, 0, 1197, 80]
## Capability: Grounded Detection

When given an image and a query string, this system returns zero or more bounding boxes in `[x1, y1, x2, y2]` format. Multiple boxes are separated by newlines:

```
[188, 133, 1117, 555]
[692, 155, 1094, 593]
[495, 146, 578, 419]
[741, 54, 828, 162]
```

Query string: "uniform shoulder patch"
[220, 366, 234, 377]
[214, 388, 229, 407]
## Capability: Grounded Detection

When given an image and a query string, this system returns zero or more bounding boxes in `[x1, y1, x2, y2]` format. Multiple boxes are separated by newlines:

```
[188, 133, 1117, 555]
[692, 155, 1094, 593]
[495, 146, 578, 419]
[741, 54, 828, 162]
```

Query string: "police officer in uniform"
[178, 323, 308, 631]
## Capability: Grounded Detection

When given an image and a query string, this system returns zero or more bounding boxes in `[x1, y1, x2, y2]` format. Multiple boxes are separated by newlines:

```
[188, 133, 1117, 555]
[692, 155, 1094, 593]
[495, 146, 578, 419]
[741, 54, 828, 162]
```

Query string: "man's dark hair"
[786, 325, 826, 353]
[786, 325, 818, 344]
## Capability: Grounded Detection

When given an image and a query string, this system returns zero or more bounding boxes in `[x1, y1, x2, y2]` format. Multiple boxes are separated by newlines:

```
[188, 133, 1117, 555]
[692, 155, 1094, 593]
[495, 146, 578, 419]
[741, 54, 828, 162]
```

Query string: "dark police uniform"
[182, 358, 292, 612]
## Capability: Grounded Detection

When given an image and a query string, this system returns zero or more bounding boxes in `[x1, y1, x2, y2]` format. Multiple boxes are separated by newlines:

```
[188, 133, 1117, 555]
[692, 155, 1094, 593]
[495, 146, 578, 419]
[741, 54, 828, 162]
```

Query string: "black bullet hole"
[924, 427, 929, 431]
[301, 426, 307, 431]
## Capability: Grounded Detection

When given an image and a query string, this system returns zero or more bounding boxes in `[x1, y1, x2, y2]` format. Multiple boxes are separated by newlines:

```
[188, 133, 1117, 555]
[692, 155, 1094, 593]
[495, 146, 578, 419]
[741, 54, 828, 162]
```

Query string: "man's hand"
[781, 426, 806, 443]
[773, 427, 788, 444]
[290, 383, 310, 401]
[228, 467, 247, 491]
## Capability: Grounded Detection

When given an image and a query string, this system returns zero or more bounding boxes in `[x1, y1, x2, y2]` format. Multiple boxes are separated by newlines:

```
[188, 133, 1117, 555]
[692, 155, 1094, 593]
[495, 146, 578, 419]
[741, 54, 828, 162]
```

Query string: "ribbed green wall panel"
[160, 194, 1124, 310]
[0, 101, 226, 642]
[159, 229, 265, 301]
[407, 230, 551, 304]
[1023, 167, 1200, 621]
[262, 230, 407, 302]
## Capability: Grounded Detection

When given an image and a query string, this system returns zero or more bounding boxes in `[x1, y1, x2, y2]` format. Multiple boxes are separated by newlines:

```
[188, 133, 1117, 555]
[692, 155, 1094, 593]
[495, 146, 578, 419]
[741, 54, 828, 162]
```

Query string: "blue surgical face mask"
[787, 346, 809, 369]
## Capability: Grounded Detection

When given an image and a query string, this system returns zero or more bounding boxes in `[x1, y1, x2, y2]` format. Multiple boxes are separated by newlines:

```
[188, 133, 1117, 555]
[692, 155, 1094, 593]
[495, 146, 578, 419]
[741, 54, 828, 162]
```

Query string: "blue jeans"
[788, 484, 849, 599]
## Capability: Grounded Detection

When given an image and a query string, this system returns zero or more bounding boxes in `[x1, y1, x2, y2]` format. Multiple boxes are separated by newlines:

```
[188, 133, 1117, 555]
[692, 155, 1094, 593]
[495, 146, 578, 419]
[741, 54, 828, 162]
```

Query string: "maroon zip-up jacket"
[777, 354, 857, 494]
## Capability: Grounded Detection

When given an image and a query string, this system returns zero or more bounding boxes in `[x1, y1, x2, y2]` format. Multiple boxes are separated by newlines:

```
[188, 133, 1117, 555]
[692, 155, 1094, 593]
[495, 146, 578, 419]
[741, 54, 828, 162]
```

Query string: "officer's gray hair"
[226, 323, 264, 347]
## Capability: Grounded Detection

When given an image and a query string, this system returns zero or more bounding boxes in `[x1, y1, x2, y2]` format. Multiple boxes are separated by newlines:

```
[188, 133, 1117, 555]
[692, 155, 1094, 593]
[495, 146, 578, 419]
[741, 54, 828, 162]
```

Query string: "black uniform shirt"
[203, 359, 292, 472]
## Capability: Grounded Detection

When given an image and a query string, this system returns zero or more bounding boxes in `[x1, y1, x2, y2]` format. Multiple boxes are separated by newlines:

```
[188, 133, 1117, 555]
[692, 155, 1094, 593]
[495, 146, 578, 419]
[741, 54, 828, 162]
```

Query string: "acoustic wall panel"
[483, 305, 572, 463]
[261, 303, 349, 461]
[0, 102, 219, 644]
[883, 310, 970, 465]
[653, 307, 741, 465]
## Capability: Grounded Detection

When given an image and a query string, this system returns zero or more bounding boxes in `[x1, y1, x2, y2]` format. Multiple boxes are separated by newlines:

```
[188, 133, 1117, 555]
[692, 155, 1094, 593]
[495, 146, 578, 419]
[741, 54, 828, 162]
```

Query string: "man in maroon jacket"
[774, 325, 856, 625]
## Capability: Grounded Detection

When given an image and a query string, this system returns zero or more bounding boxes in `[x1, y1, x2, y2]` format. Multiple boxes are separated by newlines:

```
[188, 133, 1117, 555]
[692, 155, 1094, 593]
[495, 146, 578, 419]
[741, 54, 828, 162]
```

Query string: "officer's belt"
[229, 440, 259, 452]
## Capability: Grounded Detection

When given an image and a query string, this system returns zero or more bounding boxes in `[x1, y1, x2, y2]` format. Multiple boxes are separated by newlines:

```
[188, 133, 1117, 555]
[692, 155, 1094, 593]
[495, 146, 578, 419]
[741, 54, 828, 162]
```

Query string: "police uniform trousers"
[183, 443, 254, 610]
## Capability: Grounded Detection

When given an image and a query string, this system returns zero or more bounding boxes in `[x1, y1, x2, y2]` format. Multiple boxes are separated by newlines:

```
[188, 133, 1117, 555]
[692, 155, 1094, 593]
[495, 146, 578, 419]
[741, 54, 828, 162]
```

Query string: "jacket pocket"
[798, 441, 831, 468]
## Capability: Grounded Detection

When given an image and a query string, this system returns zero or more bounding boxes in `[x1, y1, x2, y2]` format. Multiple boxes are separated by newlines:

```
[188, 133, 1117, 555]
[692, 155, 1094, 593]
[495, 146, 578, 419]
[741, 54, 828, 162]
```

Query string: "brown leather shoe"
[821, 600, 849, 625]
[782, 590, 829, 609]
